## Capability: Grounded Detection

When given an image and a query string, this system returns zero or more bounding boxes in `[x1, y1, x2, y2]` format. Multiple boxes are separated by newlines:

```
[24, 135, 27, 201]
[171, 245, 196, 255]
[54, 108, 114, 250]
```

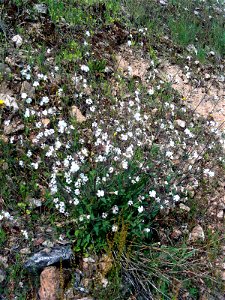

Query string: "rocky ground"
[0, 1, 224, 299]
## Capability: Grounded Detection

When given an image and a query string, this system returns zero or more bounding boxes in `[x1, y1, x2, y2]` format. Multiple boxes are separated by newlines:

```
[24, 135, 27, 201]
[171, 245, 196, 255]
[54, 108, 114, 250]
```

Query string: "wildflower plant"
[0, 0, 224, 298]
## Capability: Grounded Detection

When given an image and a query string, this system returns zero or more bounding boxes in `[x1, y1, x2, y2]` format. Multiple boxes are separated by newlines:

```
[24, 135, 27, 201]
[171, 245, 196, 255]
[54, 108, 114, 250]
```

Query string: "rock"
[0, 93, 18, 110]
[12, 35, 23, 47]
[171, 229, 182, 239]
[217, 210, 224, 220]
[38, 266, 60, 300]
[34, 3, 48, 14]
[222, 271, 225, 281]
[24, 246, 73, 272]
[0, 255, 8, 268]
[99, 255, 112, 275]
[0, 63, 12, 80]
[21, 81, 35, 98]
[0, 135, 8, 143]
[20, 248, 31, 255]
[42, 240, 54, 248]
[83, 257, 95, 263]
[179, 203, 190, 212]
[71, 106, 86, 123]
[189, 225, 205, 242]
[0, 269, 6, 283]
[41, 118, 50, 126]
[4, 122, 24, 135]
[175, 119, 186, 128]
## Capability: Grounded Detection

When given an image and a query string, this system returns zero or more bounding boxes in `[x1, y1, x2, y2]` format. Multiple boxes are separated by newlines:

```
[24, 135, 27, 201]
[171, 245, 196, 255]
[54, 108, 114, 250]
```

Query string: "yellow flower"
[0, 99, 5, 105]
[182, 97, 186, 101]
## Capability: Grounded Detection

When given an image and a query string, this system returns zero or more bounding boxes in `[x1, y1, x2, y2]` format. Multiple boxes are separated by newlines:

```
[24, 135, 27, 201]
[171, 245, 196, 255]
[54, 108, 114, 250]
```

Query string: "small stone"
[0, 93, 19, 110]
[217, 210, 224, 220]
[12, 35, 23, 47]
[0, 255, 8, 268]
[39, 267, 60, 300]
[42, 240, 54, 248]
[24, 246, 72, 272]
[20, 248, 31, 255]
[99, 255, 113, 275]
[71, 106, 86, 123]
[179, 203, 190, 212]
[175, 119, 186, 128]
[0, 269, 6, 283]
[222, 271, 225, 281]
[204, 73, 211, 80]
[171, 229, 182, 239]
[189, 225, 205, 242]
[0, 135, 8, 143]
[4, 122, 24, 135]
[0, 63, 12, 80]
[21, 81, 35, 98]
[41, 118, 50, 126]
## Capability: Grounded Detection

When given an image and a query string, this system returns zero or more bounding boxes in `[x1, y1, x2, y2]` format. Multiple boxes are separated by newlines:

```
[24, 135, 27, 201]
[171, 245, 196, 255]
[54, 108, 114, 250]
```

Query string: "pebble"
[189, 225, 205, 242]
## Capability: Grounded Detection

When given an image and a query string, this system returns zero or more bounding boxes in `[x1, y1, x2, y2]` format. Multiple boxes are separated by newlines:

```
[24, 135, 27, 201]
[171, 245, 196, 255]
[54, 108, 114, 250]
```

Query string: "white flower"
[138, 206, 144, 213]
[26, 97, 32, 104]
[31, 162, 39, 169]
[81, 65, 89, 72]
[86, 98, 93, 105]
[112, 205, 119, 214]
[166, 151, 173, 158]
[58, 120, 67, 133]
[21, 92, 27, 99]
[102, 212, 108, 219]
[148, 88, 154, 95]
[112, 225, 118, 232]
[33, 81, 39, 87]
[204, 169, 215, 177]
[27, 150, 32, 158]
[75, 189, 80, 196]
[144, 228, 151, 233]
[127, 40, 132, 47]
[97, 190, 104, 197]
[24, 108, 30, 118]
[19, 160, 24, 167]
[128, 200, 133, 206]
[40, 96, 49, 106]
[149, 190, 156, 198]
[122, 160, 128, 169]
[12, 35, 23, 47]
[70, 161, 80, 173]
[173, 195, 180, 202]
[21, 229, 28, 239]
[85, 31, 90, 37]
[73, 198, 79, 205]
[134, 112, 141, 121]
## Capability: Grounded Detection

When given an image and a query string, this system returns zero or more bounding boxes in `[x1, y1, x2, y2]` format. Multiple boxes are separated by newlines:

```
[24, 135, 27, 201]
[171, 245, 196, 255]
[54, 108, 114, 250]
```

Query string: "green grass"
[123, 0, 225, 57]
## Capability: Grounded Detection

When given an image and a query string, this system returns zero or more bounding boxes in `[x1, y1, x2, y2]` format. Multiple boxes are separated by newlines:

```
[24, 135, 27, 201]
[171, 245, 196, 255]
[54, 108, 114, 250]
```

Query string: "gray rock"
[0, 93, 19, 111]
[0, 269, 6, 283]
[0, 63, 12, 80]
[20, 81, 35, 98]
[24, 246, 73, 272]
